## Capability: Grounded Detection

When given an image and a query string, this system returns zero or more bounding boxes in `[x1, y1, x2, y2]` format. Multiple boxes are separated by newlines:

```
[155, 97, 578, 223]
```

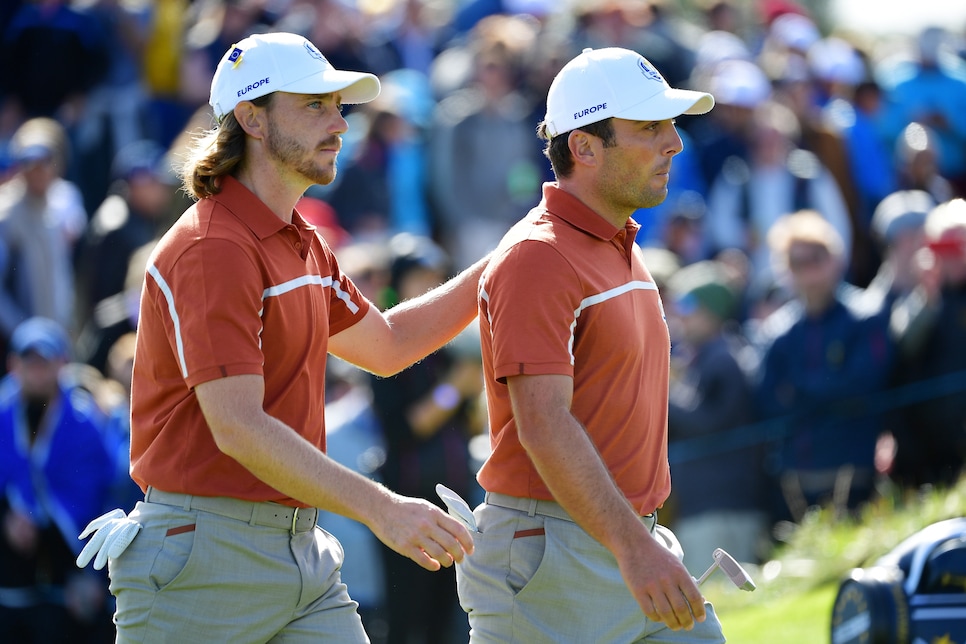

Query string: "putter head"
[713, 548, 756, 592]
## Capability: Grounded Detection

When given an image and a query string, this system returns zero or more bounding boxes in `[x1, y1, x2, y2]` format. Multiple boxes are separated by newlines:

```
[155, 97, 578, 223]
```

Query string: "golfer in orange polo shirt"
[458, 47, 726, 642]
[77, 32, 485, 642]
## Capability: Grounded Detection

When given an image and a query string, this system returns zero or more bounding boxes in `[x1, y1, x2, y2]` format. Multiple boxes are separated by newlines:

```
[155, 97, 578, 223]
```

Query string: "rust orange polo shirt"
[130, 176, 369, 505]
[477, 183, 672, 515]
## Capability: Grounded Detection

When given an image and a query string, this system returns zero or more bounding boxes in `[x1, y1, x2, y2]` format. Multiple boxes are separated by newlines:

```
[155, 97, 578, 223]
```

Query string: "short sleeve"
[484, 240, 580, 382]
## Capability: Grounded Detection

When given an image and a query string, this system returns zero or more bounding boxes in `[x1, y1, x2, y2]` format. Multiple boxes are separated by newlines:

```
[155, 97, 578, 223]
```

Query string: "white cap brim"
[281, 68, 381, 105]
[613, 87, 715, 123]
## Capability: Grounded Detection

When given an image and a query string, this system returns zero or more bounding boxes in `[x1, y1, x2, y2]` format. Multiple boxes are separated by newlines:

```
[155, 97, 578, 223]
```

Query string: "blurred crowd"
[1, 0, 965, 641]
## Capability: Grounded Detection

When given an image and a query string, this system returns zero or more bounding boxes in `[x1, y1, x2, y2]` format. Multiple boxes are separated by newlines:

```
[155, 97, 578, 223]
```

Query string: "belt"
[484, 492, 656, 533]
[145, 487, 318, 535]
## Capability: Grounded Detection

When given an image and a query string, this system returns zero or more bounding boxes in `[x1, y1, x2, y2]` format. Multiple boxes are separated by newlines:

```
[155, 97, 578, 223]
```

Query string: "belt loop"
[290, 507, 299, 535]
[182, 494, 193, 511]
[527, 498, 537, 518]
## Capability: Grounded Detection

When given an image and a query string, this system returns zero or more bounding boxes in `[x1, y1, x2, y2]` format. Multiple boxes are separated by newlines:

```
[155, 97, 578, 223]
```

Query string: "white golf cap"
[543, 47, 714, 138]
[209, 32, 381, 121]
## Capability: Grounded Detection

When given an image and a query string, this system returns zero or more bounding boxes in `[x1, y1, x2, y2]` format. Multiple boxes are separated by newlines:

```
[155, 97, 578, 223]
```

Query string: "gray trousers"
[457, 498, 726, 643]
[108, 489, 368, 643]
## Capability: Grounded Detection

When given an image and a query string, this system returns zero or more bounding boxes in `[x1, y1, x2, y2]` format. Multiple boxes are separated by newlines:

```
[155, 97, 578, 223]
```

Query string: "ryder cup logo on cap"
[209, 32, 381, 121]
[544, 47, 714, 138]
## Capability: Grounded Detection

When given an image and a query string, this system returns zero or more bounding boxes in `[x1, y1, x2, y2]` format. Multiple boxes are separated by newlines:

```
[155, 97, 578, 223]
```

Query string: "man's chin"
[639, 189, 669, 210]
[306, 168, 336, 187]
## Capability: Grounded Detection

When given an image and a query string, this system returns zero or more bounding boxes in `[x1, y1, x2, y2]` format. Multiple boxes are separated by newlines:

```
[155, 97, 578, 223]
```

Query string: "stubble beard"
[601, 152, 669, 212]
[266, 119, 337, 186]
[610, 174, 668, 212]
[638, 184, 668, 210]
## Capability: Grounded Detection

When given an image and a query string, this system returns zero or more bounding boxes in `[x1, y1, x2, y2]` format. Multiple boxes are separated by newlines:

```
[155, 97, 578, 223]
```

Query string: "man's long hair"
[180, 95, 272, 200]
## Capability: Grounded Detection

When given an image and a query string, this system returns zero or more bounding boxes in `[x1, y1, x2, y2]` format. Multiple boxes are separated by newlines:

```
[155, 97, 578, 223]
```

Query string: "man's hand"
[616, 535, 707, 631]
[366, 492, 474, 571]
[76, 509, 142, 570]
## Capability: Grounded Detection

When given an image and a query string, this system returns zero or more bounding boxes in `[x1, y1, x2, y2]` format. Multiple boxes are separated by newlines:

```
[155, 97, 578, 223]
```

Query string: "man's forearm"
[381, 252, 490, 367]
[520, 407, 652, 554]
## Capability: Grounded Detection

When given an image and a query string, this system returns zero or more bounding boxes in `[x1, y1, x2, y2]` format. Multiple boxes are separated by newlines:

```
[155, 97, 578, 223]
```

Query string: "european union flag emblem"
[228, 47, 243, 67]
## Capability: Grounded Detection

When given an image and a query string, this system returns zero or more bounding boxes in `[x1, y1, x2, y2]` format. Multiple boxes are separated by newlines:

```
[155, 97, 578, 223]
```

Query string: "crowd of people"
[1, 0, 965, 642]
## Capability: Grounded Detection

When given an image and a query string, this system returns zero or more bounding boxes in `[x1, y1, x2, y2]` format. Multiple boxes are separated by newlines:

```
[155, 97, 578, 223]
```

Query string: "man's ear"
[568, 130, 599, 168]
[233, 101, 266, 140]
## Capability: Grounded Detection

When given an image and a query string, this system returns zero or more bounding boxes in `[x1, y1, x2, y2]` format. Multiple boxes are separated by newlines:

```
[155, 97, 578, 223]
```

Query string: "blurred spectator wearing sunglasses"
[754, 209, 893, 522]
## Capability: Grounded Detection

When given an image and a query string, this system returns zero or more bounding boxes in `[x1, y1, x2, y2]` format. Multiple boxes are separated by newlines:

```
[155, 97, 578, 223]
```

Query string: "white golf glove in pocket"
[435, 483, 479, 532]
[76, 508, 142, 570]
[653, 524, 685, 561]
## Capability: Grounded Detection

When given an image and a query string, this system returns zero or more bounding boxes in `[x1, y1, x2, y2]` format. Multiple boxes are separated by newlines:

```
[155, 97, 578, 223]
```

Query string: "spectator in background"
[893, 121, 954, 205]
[0, 0, 109, 125]
[697, 0, 745, 38]
[883, 27, 966, 196]
[768, 46, 866, 285]
[888, 198, 966, 489]
[0, 118, 85, 350]
[429, 14, 544, 269]
[353, 0, 456, 77]
[0, 317, 116, 643]
[77, 139, 177, 322]
[704, 100, 852, 281]
[838, 78, 898, 217]
[140, 0, 193, 148]
[369, 233, 484, 644]
[811, 37, 897, 285]
[755, 210, 892, 522]
[866, 190, 934, 309]
[757, 10, 820, 79]
[666, 260, 767, 575]
[72, 0, 157, 215]
[689, 57, 771, 205]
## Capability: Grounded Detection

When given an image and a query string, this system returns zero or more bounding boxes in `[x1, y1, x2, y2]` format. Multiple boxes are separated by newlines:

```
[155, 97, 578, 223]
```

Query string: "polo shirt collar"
[212, 176, 316, 240]
[541, 182, 640, 247]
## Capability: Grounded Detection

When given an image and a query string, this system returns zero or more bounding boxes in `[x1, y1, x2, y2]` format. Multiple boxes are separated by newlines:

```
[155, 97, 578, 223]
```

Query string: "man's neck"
[235, 164, 307, 225]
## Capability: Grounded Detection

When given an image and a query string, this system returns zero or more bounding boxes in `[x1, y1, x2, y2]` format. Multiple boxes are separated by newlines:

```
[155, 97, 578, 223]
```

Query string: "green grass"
[710, 582, 838, 643]
[700, 478, 966, 643]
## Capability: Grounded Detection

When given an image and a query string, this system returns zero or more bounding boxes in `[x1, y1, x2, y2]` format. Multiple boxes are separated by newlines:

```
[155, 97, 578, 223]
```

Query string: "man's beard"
[265, 119, 337, 186]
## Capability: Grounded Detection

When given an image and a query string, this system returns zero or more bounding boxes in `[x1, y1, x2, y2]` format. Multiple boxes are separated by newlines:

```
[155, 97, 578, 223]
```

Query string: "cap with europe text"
[543, 47, 714, 138]
[209, 31, 381, 122]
